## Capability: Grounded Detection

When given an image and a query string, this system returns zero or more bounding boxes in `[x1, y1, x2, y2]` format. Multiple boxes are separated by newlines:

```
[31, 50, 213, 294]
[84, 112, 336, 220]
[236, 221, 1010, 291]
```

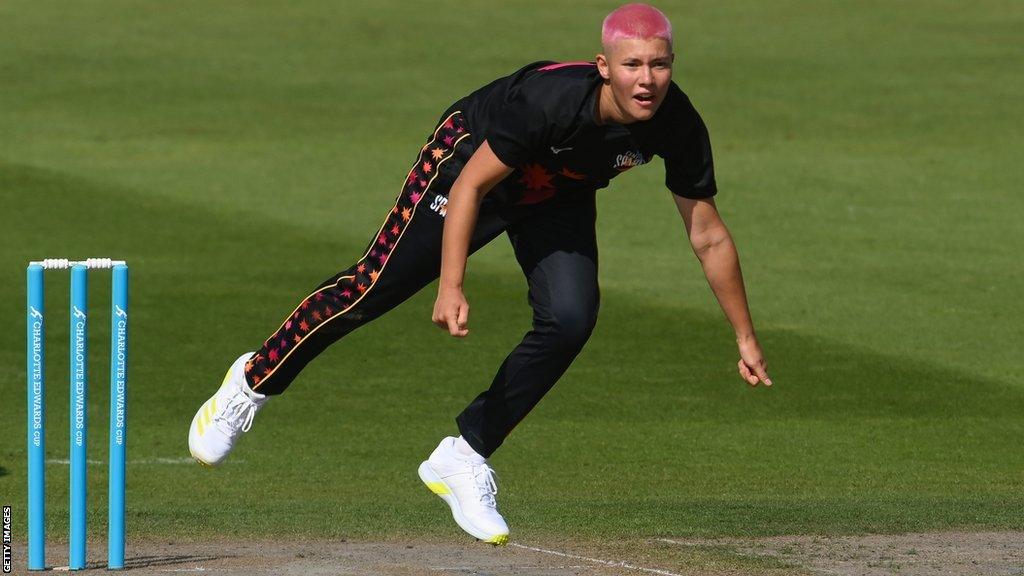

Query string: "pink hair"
[601, 3, 673, 47]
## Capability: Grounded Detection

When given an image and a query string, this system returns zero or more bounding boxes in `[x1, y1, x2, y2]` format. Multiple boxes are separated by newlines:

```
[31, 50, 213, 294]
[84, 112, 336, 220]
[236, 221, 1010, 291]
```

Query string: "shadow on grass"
[1, 161, 1022, 540]
[72, 553, 230, 570]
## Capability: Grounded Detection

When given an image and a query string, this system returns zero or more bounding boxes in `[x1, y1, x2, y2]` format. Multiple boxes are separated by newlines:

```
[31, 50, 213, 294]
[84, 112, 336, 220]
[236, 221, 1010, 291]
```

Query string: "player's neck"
[596, 83, 630, 126]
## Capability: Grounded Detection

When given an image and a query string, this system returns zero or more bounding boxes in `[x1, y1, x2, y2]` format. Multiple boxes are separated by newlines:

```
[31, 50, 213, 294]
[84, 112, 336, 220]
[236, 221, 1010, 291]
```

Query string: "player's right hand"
[433, 286, 470, 337]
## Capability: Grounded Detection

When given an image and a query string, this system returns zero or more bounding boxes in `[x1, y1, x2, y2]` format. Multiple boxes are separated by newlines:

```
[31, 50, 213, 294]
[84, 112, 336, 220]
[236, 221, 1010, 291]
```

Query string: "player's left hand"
[737, 336, 772, 387]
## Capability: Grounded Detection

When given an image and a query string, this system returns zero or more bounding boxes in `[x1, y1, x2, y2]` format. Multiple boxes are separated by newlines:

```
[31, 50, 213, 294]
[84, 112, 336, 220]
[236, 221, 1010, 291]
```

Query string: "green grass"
[1, 0, 1022, 546]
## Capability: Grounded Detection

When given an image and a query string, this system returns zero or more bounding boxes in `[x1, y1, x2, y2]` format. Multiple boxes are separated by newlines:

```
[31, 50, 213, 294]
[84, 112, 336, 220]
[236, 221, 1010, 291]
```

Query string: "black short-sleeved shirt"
[453, 61, 717, 205]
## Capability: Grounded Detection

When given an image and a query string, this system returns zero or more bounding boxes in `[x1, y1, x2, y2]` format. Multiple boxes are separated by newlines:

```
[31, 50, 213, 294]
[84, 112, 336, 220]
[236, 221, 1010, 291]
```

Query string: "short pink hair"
[601, 3, 673, 47]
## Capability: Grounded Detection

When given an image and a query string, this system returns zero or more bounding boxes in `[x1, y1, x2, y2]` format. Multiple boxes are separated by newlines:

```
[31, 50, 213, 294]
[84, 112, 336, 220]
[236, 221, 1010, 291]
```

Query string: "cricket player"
[189, 3, 772, 545]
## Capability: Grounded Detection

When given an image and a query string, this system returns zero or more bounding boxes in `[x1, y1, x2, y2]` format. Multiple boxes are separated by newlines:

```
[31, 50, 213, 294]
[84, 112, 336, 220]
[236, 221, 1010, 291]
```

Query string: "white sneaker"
[188, 352, 269, 467]
[418, 437, 509, 545]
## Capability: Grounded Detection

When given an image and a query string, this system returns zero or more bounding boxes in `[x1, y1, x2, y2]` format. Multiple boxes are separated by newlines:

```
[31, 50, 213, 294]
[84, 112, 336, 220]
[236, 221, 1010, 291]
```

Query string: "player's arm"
[674, 195, 772, 387]
[432, 141, 513, 337]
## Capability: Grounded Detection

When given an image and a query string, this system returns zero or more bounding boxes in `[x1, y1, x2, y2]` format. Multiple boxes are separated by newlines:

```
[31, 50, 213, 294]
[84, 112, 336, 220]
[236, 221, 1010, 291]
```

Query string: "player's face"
[597, 37, 674, 123]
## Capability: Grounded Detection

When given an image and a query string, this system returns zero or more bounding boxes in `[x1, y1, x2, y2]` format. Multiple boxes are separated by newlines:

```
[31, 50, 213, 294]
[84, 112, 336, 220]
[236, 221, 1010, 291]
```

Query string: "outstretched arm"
[432, 141, 513, 337]
[674, 195, 772, 387]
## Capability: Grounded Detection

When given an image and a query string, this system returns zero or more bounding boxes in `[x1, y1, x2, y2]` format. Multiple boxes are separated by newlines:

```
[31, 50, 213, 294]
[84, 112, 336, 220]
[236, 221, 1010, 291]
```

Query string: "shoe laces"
[213, 388, 258, 435]
[471, 463, 498, 508]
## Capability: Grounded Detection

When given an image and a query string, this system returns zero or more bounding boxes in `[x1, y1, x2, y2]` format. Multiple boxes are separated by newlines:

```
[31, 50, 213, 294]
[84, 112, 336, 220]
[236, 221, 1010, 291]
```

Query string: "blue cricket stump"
[26, 264, 46, 571]
[109, 263, 129, 569]
[26, 258, 129, 571]
[70, 264, 88, 570]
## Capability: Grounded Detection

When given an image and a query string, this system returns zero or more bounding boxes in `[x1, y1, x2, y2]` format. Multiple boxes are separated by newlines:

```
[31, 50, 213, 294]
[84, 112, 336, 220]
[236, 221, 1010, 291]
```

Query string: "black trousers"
[245, 111, 599, 457]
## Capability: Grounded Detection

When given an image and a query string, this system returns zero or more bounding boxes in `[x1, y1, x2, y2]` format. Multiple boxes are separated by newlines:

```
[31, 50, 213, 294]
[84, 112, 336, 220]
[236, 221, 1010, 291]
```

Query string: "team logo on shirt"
[614, 150, 647, 171]
[429, 194, 448, 217]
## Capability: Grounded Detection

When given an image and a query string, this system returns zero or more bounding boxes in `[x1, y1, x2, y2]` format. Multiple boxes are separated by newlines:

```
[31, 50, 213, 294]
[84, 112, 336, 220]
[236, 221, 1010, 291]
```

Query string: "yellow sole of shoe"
[484, 534, 508, 546]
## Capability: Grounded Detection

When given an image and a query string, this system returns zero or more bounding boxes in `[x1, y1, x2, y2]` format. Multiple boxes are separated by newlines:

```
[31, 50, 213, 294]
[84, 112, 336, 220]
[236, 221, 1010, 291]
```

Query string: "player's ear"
[595, 53, 611, 81]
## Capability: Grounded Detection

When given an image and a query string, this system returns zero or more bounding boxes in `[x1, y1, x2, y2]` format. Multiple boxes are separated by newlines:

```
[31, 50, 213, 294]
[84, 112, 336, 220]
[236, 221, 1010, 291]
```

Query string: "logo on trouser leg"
[429, 195, 448, 218]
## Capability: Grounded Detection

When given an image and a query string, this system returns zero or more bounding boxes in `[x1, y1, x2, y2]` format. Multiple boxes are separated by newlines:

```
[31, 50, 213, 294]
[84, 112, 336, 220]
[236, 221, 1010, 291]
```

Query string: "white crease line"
[46, 457, 241, 465]
[657, 538, 707, 546]
[54, 564, 213, 572]
[510, 542, 684, 576]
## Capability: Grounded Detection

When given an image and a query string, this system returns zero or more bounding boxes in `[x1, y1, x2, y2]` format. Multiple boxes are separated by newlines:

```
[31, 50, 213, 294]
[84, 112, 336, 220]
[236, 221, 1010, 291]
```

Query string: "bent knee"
[544, 303, 599, 348]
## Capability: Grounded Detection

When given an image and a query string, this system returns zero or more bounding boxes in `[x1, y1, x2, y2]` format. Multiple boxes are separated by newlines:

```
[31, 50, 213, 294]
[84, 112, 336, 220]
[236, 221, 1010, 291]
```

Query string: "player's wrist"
[735, 331, 757, 344]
